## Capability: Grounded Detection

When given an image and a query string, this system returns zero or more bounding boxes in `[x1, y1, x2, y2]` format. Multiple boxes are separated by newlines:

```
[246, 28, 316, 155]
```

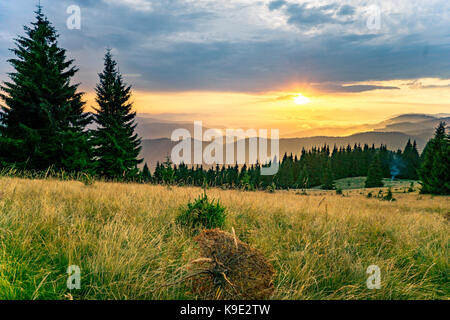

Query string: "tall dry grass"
[0, 177, 448, 299]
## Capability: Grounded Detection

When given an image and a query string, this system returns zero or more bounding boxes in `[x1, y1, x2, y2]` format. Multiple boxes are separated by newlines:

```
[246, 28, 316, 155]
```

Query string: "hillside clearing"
[0, 177, 448, 300]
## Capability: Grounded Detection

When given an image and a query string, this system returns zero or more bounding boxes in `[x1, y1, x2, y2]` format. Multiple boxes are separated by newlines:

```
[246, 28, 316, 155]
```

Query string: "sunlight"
[293, 93, 310, 105]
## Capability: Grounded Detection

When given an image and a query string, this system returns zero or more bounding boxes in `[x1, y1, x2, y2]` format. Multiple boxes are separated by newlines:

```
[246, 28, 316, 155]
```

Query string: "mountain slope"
[140, 131, 425, 169]
[138, 113, 447, 168]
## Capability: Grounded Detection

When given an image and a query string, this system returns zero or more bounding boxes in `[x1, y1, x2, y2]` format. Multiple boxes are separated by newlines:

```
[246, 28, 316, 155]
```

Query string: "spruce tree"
[400, 139, 421, 179]
[0, 7, 91, 171]
[419, 122, 449, 195]
[160, 156, 174, 184]
[153, 162, 163, 183]
[92, 50, 142, 179]
[276, 154, 294, 189]
[296, 165, 309, 189]
[365, 154, 384, 188]
[142, 162, 151, 182]
[321, 159, 335, 190]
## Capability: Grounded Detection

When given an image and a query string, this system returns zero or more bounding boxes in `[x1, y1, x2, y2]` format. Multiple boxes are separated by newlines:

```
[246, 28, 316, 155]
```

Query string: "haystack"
[188, 229, 275, 300]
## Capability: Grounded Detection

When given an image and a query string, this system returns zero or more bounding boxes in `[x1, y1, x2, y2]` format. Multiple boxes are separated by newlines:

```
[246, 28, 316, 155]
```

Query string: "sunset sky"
[1, 0, 449, 137]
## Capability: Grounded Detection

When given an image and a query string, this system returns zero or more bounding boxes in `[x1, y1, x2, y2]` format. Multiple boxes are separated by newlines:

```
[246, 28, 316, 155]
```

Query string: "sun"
[293, 93, 310, 105]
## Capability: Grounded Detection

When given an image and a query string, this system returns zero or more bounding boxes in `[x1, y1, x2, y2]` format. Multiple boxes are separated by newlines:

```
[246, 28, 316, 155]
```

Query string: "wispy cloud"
[103, 0, 153, 12]
[318, 84, 400, 93]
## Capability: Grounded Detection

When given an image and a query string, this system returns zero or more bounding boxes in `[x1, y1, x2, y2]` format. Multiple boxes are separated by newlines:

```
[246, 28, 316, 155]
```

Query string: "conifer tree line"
[0, 8, 141, 180]
[148, 128, 448, 194]
[147, 140, 424, 190]
[0, 8, 448, 194]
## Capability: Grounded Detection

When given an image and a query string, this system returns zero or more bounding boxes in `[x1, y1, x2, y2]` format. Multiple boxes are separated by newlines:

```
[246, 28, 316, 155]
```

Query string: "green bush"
[80, 172, 95, 186]
[265, 183, 276, 193]
[382, 188, 396, 201]
[176, 193, 226, 231]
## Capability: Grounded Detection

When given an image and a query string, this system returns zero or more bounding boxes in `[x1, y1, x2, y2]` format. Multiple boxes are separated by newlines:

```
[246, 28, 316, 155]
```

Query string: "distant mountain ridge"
[372, 114, 450, 143]
[134, 117, 215, 140]
[137, 113, 447, 168]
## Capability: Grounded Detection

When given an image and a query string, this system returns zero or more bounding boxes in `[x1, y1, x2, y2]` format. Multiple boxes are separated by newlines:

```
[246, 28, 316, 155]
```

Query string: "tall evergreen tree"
[142, 162, 151, 182]
[160, 156, 174, 184]
[295, 165, 309, 189]
[365, 153, 384, 188]
[276, 154, 294, 189]
[400, 139, 420, 179]
[321, 159, 335, 190]
[0, 7, 91, 171]
[92, 50, 142, 179]
[419, 122, 449, 195]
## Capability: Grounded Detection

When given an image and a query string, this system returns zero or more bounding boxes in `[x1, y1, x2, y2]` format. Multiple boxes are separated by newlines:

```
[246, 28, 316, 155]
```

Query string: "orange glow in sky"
[83, 78, 450, 138]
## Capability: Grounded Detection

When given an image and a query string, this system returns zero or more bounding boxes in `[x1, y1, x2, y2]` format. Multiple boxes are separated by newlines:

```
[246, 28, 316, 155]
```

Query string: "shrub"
[176, 193, 226, 231]
[336, 187, 343, 195]
[265, 183, 276, 193]
[79, 172, 95, 186]
[382, 188, 396, 201]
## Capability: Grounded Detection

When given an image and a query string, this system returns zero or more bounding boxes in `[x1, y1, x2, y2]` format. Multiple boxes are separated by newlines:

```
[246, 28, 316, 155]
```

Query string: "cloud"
[273, 94, 296, 101]
[281, 2, 356, 28]
[319, 84, 400, 93]
[337, 5, 355, 16]
[103, 0, 153, 12]
[285, 3, 346, 27]
[272, 84, 400, 98]
[420, 84, 450, 89]
[0, 0, 449, 93]
[268, 0, 286, 11]
[403, 79, 450, 89]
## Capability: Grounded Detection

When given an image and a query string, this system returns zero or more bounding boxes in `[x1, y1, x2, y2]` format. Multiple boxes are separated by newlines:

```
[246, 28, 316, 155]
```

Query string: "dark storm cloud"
[0, 0, 449, 92]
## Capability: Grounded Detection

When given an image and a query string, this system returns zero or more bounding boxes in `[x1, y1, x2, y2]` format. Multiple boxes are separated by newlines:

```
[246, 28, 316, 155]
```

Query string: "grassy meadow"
[0, 177, 448, 300]
[332, 177, 418, 191]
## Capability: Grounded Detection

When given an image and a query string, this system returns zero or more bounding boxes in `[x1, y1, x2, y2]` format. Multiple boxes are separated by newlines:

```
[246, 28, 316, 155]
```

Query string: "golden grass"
[0, 177, 448, 300]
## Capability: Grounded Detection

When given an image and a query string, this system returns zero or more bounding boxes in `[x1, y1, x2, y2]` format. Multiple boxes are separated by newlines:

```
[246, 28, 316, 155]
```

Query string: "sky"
[0, 0, 449, 137]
